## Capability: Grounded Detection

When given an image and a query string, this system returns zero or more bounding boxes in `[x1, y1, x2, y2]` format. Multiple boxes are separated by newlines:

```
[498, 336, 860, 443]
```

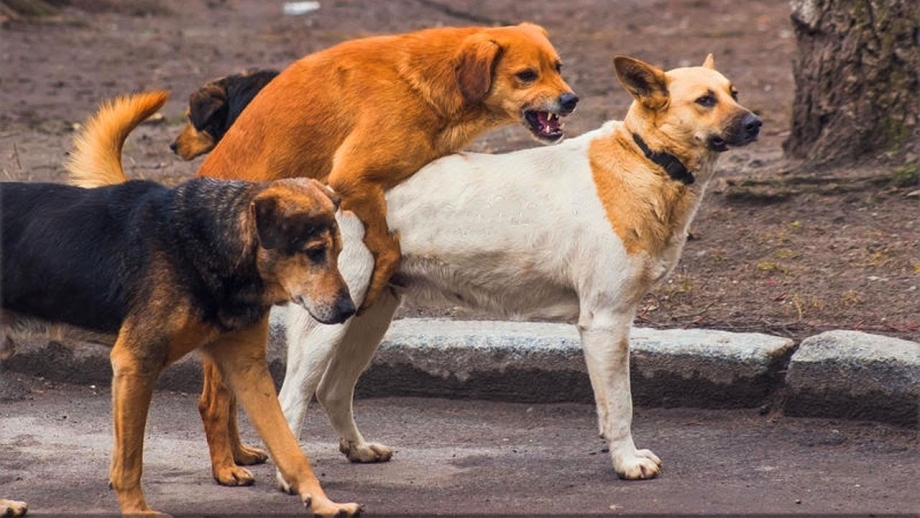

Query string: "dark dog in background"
[2, 90, 362, 516]
[170, 69, 279, 160]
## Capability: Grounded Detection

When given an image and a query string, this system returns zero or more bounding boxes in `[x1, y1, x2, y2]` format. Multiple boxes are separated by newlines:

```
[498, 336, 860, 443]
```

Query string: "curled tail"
[66, 90, 170, 188]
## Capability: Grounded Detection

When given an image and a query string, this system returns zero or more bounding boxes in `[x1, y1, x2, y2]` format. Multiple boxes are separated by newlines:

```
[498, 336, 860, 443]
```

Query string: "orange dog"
[197, 22, 577, 311]
[181, 23, 577, 487]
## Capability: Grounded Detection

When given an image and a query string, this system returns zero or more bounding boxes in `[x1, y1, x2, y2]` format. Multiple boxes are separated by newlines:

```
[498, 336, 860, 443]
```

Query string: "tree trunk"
[784, 0, 919, 168]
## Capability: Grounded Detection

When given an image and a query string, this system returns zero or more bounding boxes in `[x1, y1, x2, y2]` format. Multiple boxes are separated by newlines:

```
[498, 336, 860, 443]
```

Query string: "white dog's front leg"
[578, 311, 661, 479]
[276, 210, 375, 492]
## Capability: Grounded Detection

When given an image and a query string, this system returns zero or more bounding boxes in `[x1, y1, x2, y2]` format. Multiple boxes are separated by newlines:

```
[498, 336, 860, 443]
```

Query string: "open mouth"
[707, 136, 729, 152]
[524, 109, 566, 143]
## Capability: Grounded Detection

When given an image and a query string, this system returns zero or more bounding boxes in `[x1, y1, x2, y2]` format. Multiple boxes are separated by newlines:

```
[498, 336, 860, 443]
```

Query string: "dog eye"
[305, 246, 326, 262]
[516, 69, 538, 82]
[554, 62, 563, 73]
[695, 93, 717, 107]
[730, 88, 739, 100]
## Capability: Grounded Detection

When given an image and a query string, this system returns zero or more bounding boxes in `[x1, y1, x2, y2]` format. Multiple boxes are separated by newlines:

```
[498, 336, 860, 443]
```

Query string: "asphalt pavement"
[0, 373, 917, 516]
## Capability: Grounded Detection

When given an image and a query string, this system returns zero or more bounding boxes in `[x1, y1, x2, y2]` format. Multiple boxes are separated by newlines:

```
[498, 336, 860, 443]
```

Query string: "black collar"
[631, 133, 694, 185]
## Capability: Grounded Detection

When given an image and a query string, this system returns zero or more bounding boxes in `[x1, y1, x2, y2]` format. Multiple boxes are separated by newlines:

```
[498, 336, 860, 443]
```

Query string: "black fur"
[191, 70, 279, 142]
[1, 178, 270, 333]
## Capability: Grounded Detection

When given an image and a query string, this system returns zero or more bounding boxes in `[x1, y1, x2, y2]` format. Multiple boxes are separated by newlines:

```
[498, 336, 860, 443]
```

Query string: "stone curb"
[2, 315, 917, 427]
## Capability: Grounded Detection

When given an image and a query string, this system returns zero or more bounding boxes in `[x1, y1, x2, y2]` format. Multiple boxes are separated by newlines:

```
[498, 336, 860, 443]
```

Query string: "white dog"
[275, 54, 761, 485]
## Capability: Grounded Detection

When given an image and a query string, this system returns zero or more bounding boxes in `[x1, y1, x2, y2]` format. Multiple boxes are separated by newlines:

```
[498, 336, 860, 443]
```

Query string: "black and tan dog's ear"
[614, 56, 669, 111]
[251, 195, 287, 250]
[188, 83, 227, 130]
[702, 53, 715, 69]
[455, 33, 503, 105]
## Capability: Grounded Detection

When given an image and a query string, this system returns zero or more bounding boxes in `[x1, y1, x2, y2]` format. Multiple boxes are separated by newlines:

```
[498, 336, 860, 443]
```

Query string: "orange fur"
[67, 91, 169, 188]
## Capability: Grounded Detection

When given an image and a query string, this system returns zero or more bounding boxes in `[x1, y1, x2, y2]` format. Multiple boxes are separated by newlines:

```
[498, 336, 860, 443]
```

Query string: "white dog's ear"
[702, 53, 715, 69]
[613, 56, 669, 111]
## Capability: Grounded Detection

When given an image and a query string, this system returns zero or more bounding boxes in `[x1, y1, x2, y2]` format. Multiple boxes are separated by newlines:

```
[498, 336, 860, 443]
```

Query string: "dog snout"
[558, 92, 579, 114]
[742, 113, 762, 141]
[333, 294, 357, 323]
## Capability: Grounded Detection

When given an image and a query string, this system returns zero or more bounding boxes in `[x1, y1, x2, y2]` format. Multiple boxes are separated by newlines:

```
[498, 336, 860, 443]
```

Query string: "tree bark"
[784, 0, 919, 168]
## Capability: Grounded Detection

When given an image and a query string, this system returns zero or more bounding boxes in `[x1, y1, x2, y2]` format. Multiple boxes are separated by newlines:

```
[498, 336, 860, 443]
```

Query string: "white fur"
[273, 118, 728, 484]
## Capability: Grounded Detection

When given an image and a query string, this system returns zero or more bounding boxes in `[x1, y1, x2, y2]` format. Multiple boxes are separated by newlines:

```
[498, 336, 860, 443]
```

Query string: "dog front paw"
[0, 499, 29, 517]
[212, 464, 255, 486]
[307, 496, 364, 517]
[612, 448, 661, 480]
[233, 443, 269, 466]
[339, 439, 393, 463]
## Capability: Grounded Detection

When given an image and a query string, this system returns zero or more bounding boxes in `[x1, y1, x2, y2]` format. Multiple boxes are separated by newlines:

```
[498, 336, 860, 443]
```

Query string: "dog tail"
[66, 90, 170, 188]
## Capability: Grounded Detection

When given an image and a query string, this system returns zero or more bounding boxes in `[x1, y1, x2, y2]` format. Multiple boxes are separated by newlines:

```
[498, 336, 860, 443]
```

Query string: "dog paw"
[212, 464, 256, 486]
[233, 443, 269, 466]
[0, 499, 28, 517]
[339, 439, 393, 463]
[613, 448, 662, 480]
[307, 496, 364, 517]
[275, 470, 295, 495]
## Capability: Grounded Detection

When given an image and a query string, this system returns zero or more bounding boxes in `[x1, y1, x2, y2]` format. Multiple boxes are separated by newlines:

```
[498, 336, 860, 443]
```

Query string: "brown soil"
[1, 0, 917, 342]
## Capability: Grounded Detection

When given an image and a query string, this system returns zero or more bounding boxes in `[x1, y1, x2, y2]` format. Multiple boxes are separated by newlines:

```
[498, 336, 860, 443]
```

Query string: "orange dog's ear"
[454, 33, 503, 105]
[188, 84, 227, 130]
[613, 56, 669, 111]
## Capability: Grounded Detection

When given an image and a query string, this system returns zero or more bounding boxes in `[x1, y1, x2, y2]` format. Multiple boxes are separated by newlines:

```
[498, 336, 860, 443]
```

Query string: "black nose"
[743, 113, 762, 139]
[169, 140, 178, 153]
[558, 92, 579, 114]
[335, 295, 357, 322]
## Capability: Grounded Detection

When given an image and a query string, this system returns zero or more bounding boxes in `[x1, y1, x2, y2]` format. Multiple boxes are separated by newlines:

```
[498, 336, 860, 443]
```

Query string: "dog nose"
[169, 140, 178, 153]
[742, 113, 762, 139]
[334, 295, 357, 322]
[558, 92, 579, 114]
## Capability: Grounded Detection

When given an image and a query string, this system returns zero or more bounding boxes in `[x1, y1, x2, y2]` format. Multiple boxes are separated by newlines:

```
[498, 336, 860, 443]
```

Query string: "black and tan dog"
[1, 91, 362, 516]
[170, 69, 279, 160]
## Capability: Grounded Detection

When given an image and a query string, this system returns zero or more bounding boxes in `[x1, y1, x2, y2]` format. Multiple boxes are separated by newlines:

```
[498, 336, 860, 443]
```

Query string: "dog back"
[1, 181, 168, 332]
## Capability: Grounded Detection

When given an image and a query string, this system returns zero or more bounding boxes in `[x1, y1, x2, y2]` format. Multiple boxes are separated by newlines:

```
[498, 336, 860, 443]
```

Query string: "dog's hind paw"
[613, 448, 662, 480]
[339, 439, 393, 463]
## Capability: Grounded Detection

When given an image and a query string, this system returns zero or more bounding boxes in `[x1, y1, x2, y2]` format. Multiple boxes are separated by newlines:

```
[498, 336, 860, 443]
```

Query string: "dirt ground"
[1, 0, 917, 344]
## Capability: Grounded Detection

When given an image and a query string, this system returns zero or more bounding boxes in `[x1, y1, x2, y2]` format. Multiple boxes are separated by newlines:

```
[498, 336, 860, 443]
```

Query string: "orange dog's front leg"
[202, 320, 363, 517]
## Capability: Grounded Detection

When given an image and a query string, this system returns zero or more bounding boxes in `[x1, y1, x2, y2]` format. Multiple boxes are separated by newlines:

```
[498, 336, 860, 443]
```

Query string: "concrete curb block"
[360, 320, 795, 409]
[3, 316, 917, 427]
[784, 330, 920, 427]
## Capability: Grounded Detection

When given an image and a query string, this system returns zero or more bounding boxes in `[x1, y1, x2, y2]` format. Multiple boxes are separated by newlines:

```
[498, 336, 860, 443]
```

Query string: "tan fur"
[590, 132, 699, 257]
[67, 91, 169, 188]
[0, 499, 28, 517]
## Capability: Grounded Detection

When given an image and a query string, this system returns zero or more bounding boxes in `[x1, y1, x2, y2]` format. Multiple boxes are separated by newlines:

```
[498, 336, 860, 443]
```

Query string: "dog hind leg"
[578, 309, 662, 480]
[108, 333, 166, 514]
